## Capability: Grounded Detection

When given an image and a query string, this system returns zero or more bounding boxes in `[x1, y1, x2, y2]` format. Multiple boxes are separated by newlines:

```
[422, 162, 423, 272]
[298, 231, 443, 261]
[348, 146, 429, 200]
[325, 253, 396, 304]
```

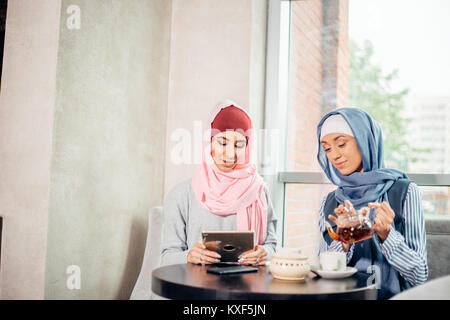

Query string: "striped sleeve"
[378, 182, 428, 286]
[318, 196, 355, 263]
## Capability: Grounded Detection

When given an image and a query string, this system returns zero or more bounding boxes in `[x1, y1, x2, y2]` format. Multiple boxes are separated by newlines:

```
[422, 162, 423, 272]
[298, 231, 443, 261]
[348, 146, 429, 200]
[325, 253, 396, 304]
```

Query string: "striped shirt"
[318, 182, 428, 287]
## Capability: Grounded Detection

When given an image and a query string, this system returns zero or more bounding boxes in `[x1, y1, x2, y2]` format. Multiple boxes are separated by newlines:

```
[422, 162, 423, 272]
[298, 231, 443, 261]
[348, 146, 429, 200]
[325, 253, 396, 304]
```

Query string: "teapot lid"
[272, 252, 308, 260]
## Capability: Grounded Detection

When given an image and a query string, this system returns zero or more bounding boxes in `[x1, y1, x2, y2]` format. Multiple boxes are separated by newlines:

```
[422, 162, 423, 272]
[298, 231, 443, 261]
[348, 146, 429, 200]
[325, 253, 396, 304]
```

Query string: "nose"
[224, 143, 236, 162]
[329, 147, 342, 162]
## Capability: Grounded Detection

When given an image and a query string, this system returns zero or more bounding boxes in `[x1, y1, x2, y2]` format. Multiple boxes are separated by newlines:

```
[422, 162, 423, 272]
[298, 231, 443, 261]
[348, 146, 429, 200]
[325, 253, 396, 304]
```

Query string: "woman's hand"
[238, 245, 267, 266]
[328, 200, 354, 252]
[368, 201, 395, 243]
[328, 200, 354, 224]
[187, 241, 221, 265]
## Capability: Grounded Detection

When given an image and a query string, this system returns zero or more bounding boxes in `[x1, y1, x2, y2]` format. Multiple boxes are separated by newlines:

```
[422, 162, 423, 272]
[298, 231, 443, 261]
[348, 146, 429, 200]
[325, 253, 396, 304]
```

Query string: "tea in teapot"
[325, 207, 374, 244]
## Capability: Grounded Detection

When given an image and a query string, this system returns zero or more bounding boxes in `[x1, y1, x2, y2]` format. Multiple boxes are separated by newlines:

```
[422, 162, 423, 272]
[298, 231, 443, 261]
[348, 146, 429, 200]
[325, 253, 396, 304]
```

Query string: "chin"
[217, 164, 236, 172]
[337, 168, 357, 176]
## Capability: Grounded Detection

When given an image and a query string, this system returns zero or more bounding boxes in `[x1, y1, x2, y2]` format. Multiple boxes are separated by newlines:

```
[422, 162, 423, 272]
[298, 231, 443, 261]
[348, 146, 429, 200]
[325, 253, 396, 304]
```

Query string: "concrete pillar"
[43, 0, 172, 299]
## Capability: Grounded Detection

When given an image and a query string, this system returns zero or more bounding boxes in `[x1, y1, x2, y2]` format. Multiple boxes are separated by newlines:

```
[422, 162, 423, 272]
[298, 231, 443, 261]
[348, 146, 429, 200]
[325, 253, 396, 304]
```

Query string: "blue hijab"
[317, 107, 408, 209]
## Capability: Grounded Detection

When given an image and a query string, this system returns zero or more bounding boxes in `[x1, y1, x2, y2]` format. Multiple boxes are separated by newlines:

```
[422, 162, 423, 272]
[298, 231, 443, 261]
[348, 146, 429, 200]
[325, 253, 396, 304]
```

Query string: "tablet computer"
[202, 231, 254, 263]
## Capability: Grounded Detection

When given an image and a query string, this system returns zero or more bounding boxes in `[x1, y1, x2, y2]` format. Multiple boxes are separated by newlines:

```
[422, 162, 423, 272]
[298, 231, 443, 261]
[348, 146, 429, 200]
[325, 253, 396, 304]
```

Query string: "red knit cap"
[211, 105, 252, 137]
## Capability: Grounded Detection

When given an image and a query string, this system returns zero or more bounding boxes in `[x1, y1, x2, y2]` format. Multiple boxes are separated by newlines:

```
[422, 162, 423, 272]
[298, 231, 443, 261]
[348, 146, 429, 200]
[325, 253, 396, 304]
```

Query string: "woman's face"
[211, 131, 247, 172]
[321, 133, 364, 175]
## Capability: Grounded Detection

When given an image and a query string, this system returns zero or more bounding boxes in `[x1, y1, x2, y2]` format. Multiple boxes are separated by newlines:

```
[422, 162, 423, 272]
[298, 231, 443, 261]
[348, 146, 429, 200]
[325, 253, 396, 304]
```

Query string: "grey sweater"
[160, 178, 278, 266]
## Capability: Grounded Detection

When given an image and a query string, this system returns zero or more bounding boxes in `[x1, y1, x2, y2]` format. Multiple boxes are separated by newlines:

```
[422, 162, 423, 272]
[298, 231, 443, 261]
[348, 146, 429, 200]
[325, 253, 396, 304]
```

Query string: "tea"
[328, 226, 374, 244]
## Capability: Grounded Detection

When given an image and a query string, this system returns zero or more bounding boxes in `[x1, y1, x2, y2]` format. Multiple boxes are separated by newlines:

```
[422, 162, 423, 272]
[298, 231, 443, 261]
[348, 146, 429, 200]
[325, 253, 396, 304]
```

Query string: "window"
[265, 0, 450, 257]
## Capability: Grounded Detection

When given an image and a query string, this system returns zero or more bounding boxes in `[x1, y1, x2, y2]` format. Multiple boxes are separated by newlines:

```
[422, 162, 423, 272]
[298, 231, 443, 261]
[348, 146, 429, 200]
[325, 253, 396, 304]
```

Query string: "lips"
[222, 161, 235, 166]
[334, 160, 347, 167]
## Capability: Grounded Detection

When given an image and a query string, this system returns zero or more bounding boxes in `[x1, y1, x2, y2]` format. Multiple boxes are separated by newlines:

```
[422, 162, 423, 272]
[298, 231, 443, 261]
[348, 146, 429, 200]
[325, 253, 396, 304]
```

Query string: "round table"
[152, 264, 377, 300]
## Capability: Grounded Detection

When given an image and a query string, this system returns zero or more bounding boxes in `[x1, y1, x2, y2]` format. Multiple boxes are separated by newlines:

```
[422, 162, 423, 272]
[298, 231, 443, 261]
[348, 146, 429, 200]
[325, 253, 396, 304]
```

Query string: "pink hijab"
[191, 100, 268, 245]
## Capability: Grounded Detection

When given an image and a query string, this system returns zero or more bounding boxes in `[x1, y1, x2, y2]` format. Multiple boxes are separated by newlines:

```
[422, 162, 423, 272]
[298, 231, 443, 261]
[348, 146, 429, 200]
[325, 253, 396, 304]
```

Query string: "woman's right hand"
[187, 241, 221, 265]
[328, 200, 354, 252]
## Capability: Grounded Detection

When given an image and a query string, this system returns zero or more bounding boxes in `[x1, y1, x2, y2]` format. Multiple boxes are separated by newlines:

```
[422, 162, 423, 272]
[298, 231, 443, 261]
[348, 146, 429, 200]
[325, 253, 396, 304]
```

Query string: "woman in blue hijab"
[317, 107, 428, 299]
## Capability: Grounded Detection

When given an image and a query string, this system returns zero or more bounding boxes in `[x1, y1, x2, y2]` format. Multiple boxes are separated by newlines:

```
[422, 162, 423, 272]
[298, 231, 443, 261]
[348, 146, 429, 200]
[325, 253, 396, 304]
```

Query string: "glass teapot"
[325, 205, 374, 244]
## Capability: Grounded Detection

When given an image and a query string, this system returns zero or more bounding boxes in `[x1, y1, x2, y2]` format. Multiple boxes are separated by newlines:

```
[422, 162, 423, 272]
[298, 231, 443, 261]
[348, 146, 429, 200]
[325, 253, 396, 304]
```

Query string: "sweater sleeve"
[159, 182, 190, 266]
[261, 186, 278, 260]
[377, 183, 428, 286]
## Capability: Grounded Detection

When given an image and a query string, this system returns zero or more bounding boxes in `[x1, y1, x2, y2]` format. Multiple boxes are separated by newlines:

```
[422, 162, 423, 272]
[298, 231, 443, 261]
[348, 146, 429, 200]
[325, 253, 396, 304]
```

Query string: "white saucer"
[310, 265, 357, 279]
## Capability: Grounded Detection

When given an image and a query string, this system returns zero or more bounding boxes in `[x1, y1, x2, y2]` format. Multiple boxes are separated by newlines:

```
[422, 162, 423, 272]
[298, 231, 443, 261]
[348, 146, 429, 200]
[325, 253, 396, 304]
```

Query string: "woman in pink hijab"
[160, 100, 277, 267]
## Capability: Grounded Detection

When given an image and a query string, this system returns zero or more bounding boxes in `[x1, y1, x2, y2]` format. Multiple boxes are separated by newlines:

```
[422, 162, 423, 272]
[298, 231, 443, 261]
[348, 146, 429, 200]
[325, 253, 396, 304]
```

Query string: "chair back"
[390, 274, 450, 299]
[130, 206, 163, 300]
[425, 218, 450, 280]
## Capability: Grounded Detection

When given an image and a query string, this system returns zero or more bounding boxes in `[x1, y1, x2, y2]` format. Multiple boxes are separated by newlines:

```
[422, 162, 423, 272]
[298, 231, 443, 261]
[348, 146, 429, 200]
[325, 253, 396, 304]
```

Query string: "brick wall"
[284, 0, 349, 261]
[322, 0, 349, 112]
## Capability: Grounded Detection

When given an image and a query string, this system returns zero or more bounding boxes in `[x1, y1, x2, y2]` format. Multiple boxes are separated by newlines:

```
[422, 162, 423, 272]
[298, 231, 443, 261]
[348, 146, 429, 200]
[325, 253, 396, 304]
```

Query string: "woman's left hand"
[238, 245, 267, 266]
[368, 201, 395, 243]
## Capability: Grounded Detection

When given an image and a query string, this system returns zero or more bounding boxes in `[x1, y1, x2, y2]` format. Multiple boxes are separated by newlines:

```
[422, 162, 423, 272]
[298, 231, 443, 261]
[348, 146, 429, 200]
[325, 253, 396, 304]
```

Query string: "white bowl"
[269, 252, 310, 281]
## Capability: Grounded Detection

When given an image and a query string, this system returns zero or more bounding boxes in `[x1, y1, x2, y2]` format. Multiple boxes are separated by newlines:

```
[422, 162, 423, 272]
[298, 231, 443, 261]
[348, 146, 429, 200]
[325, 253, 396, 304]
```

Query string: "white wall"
[0, 0, 62, 299]
[163, 0, 267, 195]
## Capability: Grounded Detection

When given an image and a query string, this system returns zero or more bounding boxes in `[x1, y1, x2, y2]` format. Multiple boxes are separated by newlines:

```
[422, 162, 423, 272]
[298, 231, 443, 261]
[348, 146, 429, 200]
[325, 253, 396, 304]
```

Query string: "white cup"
[319, 251, 346, 272]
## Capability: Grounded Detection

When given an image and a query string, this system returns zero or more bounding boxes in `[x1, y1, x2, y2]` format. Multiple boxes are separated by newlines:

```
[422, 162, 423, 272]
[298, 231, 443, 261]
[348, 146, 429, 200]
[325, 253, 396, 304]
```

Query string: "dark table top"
[152, 264, 377, 300]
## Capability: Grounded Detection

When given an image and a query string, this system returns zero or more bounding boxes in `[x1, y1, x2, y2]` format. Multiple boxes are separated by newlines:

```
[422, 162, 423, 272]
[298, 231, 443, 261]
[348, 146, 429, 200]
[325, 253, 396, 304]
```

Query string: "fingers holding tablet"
[239, 245, 267, 266]
[187, 241, 221, 265]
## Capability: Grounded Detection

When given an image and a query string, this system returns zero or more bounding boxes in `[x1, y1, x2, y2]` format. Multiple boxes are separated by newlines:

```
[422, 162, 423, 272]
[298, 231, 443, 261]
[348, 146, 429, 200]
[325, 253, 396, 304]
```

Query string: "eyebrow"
[321, 135, 346, 144]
